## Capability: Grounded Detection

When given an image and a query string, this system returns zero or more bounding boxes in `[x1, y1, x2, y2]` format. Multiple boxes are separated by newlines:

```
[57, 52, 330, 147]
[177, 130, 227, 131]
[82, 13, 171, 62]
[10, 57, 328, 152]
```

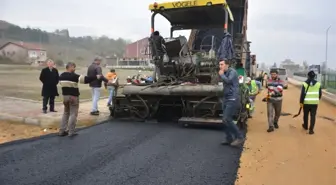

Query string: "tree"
[55, 59, 64, 66]
[1, 21, 128, 66]
[76, 56, 84, 61]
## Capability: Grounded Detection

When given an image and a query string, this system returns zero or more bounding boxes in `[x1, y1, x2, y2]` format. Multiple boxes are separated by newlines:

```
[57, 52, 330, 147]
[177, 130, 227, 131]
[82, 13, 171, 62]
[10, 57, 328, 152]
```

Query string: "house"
[0, 42, 47, 65]
[280, 59, 300, 71]
[121, 37, 150, 66]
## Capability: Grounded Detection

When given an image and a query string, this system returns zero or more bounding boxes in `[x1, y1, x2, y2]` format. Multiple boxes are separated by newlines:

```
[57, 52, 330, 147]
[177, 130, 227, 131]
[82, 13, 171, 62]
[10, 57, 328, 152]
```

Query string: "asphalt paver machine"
[110, 0, 251, 129]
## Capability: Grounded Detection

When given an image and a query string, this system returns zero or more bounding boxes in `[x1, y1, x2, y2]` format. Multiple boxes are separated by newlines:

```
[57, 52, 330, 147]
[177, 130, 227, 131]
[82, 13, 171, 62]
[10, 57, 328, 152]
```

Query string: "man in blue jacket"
[219, 60, 245, 146]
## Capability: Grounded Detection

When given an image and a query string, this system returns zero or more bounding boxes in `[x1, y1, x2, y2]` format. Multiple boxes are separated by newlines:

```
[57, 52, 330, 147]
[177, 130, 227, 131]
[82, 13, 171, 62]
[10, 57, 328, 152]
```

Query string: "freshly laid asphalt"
[0, 121, 243, 185]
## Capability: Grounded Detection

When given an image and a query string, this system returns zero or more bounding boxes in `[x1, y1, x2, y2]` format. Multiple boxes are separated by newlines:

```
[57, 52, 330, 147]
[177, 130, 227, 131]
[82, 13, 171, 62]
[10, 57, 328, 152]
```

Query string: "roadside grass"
[0, 65, 150, 101]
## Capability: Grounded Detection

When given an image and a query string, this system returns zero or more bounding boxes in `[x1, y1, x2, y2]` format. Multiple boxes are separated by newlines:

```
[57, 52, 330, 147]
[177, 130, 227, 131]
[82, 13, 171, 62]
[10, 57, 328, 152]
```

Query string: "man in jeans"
[104, 68, 118, 106]
[58, 62, 103, 137]
[219, 60, 245, 146]
[266, 70, 284, 132]
[87, 57, 106, 115]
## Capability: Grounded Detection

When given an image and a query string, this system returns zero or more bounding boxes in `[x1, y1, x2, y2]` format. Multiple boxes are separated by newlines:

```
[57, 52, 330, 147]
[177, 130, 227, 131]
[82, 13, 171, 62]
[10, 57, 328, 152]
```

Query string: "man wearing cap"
[300, 70, 322, 135]
[87, 57, 107, 115]
[59, 62, 103, 137]
[245, 77, 262, 118]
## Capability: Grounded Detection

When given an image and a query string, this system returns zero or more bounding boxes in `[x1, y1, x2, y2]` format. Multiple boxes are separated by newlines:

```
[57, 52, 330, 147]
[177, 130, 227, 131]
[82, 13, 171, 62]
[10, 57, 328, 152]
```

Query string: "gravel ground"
[0, 121, 243, 185]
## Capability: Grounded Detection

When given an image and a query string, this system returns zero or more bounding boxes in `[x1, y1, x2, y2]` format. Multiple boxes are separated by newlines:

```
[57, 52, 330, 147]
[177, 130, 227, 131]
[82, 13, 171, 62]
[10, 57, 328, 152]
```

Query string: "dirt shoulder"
[236, 84, 336, 185]
[0, 121, 57, 144]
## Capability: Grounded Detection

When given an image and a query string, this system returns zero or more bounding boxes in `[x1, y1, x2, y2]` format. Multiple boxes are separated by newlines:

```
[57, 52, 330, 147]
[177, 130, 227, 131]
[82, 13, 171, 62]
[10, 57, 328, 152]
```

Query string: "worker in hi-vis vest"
[300, 70, 322, 135]
[246, 77, 261, 118]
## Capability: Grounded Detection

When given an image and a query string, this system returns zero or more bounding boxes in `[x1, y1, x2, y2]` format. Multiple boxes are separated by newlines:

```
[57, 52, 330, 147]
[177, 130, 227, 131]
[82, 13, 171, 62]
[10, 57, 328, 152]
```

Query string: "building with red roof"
[0, 41, 47, 65]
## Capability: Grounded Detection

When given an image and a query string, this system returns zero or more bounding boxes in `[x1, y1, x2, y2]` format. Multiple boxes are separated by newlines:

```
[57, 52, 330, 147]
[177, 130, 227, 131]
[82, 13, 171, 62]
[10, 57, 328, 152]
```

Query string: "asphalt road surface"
[0, 121, 243, 185]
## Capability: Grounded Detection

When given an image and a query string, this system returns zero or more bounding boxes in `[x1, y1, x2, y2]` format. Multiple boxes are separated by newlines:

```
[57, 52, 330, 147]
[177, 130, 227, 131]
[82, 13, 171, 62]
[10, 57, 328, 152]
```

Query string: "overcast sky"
[1, 0, 335, 68]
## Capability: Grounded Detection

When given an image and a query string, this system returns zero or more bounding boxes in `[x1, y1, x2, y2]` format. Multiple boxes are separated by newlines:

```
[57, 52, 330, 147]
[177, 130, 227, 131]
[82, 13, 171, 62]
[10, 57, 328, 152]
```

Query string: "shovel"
[292, 107, 302, 118]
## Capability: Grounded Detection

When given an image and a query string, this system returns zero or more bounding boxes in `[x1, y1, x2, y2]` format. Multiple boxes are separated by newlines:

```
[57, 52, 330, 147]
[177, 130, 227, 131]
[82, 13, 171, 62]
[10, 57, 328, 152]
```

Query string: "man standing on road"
[58, 62, 103, 137]
[150, 31, 166, 82]
[39, 60, 59, 113]
[263, 72, 268, 87]
[266, 70, 284, 132]
[87, 57, 106, 115]
[300, 70, 322, 135]
[104, 68, 119, 107]
[219, 60, 245, 146]
[246, 77, 262, 118]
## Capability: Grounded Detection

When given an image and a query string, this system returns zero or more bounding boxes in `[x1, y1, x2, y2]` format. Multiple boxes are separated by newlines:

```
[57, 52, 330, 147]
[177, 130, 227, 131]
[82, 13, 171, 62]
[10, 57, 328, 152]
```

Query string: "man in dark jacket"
[150, 31, 166, 82]
[39, 60, 59, 113]
[59, 62, 103, 137]
[300, 70, 322, 135]
[219, 60, 245, 146]
[87, 57, 108, 115]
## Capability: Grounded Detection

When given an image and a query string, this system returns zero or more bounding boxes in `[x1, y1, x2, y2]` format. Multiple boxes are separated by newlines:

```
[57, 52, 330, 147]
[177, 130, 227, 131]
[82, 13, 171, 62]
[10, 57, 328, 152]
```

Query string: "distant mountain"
[0, 20, 128, 66]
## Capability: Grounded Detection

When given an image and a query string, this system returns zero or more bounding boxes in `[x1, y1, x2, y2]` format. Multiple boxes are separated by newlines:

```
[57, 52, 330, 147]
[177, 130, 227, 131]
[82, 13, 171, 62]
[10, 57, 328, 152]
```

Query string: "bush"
[0, 56, 14, 64]
[55, 59, 64, 66]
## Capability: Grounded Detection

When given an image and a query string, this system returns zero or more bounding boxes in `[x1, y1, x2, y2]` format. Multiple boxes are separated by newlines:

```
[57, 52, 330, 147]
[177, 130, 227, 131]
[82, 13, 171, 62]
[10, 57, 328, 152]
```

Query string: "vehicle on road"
[110, 0, 252, 130]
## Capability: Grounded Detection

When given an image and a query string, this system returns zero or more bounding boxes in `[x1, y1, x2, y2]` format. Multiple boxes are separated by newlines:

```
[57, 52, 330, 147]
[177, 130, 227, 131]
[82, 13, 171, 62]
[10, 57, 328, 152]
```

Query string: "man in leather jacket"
[150, 31, 166, 82]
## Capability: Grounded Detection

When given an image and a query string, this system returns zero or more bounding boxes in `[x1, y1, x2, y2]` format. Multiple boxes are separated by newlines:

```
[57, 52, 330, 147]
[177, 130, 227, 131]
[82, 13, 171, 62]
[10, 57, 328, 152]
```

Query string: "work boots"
[274, 122, 279, 129]
[267, 121, 279, 132]
[267, 126, 274, 132]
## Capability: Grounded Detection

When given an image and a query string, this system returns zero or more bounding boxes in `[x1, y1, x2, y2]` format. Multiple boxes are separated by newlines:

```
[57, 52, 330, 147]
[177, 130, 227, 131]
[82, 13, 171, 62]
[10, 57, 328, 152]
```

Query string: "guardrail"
[288, 76, 336, 106]
[106, 65, 154, 70]
[292, 75, 306, 82]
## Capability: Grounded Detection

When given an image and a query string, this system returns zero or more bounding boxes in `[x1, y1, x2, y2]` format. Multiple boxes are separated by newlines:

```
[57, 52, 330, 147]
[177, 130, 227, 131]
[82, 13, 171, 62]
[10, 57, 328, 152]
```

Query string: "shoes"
[308, 130, 314, 135]
[90, 111, 99, 115]
[231, 138, 245, 146]
[68, 133, 78, 137]
[58, 131, 78, 137]
[50, 110, 57, 112]
[274, 122, 279, 129]
[220, 141, 232, 145]
[58, 131, 69, 136]
[267, 126, 274, 132]
[302, 124, 308, 130]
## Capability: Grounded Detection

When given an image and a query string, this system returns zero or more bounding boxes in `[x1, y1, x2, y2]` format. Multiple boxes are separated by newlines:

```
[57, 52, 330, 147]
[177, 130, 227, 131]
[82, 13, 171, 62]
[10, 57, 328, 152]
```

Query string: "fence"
[293, 71, 336, 90]
[324, 74, 336, 91]
[105, 58, 154, 70]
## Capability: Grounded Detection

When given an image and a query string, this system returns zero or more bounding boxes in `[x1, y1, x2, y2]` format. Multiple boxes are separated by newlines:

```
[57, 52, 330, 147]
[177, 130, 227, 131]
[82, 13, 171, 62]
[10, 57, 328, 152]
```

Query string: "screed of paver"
[0, 121, 57, 144]
[236, 84, 336, 185]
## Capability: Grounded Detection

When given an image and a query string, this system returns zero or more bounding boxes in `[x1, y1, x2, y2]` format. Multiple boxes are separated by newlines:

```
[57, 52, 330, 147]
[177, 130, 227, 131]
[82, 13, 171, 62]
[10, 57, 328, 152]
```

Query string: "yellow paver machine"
[111, 0, 253, 129]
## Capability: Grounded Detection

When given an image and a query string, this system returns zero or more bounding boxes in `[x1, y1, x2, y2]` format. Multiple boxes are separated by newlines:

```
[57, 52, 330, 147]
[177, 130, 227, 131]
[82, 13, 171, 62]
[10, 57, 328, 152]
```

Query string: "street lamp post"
[323, 26, 331, 88]
[325, 25, 331, 72]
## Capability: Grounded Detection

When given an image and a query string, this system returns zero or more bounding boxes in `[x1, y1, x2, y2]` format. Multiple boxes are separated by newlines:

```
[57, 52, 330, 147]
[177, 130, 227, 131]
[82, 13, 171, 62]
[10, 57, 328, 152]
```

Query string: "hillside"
[0, 20, 128, 66]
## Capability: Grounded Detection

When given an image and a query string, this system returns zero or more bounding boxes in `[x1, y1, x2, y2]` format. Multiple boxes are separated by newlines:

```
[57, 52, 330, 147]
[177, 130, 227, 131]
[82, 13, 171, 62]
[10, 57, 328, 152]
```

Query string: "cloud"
[1, 0, 335, 67]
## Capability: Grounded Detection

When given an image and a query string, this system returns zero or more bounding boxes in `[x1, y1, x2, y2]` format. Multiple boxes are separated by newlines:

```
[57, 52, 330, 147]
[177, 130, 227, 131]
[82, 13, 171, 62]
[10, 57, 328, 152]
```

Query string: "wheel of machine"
[182, 123, 189, 128]
[129, 95, 150, 121]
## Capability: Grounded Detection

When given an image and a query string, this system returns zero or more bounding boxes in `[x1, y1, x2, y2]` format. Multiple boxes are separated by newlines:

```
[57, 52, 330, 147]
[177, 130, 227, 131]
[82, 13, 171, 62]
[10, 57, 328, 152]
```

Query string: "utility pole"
[325, 25, 331, 73]
[323, 25, 331, 88]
